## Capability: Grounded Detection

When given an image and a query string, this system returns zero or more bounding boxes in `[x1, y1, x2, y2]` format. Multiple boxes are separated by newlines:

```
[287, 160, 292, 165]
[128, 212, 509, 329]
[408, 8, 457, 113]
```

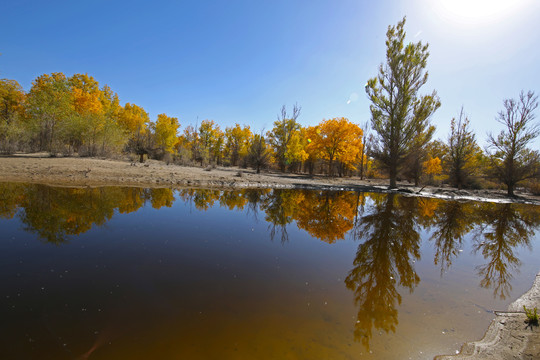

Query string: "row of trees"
[1, 18, 538, 194]
[0, 73, 180, 161]
[0, 77, 368, 176]
[365, 17, 540, 195]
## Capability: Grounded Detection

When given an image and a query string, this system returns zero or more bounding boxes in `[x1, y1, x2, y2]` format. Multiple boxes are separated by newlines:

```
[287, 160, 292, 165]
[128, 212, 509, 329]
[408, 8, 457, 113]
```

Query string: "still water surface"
[1, 183, 540, 359]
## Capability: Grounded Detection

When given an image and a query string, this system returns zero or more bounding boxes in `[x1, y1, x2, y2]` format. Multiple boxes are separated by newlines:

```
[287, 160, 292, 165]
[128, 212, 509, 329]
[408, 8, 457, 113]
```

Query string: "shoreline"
[1, 155, 539, 205]
[435, 272, 540, 359]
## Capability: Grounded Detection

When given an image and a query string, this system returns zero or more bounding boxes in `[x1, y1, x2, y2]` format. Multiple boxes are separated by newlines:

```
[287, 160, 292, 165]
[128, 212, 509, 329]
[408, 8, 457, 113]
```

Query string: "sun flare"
[435, 0, 529, 25]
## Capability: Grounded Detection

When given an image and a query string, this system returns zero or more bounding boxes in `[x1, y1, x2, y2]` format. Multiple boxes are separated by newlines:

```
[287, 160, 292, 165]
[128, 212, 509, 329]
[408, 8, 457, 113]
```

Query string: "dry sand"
[1, 154, 539, 359]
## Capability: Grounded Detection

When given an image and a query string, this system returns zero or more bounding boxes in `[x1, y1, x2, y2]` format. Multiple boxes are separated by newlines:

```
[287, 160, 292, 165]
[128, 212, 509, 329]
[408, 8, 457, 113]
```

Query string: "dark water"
[1, 183, 539, 359]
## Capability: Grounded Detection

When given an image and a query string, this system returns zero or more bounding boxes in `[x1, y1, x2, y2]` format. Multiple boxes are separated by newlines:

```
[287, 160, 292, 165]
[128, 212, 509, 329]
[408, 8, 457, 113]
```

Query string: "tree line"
[1, 17, 539, 195]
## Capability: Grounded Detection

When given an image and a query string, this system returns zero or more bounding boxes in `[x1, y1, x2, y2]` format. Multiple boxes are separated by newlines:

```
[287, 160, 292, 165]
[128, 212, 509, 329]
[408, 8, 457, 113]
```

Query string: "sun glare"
[435, 0, 529, 25]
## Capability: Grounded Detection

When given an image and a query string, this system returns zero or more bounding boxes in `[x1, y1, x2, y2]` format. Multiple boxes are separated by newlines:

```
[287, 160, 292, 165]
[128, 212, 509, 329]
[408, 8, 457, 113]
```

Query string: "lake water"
[1, 183, 539, 360]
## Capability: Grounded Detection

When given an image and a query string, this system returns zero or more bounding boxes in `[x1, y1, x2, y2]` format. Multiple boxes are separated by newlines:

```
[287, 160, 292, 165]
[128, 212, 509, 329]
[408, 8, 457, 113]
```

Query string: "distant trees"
[487, 91, 540, 196]
[224, 124, 252, 166]
[248, 132, 271, 174]
[154, 113, 180, 156]
[446, 107, 481, 189]
[267, 104, 302, 172]
[365, 17, 440, 188]
[2, 61, 540, 197]
[118, 103, 151, 162]
[25, 73, 73, 154]
[0, 79, 26, 154]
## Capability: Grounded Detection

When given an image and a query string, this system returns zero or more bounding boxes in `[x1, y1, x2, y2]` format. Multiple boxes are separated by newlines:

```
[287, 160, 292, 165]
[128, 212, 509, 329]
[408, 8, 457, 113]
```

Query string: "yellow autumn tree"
[422, 156, 442, 184]
[285, 127, 309, 172]
[0, 79, 26, 154]
[68, 74, 105, 155]
[198, 120, 222, 165]
[117, 103, 151, 162]
[155, 113, 180, 155]
[224, 124, 252, 166]
[309, 117, 363, 176]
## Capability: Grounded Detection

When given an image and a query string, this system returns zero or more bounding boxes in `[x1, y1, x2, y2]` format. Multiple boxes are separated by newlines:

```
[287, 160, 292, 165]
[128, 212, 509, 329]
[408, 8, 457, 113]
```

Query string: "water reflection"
[0, 184, 175, 243]
[345, 194, 421, 348]
[1, 183, 540, 353]
[430, 201, 478, 273]
[474, 203, 540, 299]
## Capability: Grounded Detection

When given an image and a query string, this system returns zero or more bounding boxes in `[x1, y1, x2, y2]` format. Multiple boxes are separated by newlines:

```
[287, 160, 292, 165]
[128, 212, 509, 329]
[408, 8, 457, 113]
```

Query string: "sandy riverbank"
[1, 154, 539, 205]
[435, 272, 540, 360]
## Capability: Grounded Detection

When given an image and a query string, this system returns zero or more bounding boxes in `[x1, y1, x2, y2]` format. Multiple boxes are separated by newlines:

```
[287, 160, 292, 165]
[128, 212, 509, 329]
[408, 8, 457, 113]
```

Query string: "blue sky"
[1, 0, 539, 147]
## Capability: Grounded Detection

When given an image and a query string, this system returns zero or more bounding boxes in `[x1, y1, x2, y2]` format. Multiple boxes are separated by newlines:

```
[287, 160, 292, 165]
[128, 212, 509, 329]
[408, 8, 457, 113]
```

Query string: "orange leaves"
[307, 117, 363, 175]
[422, 156, 442, 176]
[71, 87, 103, 116]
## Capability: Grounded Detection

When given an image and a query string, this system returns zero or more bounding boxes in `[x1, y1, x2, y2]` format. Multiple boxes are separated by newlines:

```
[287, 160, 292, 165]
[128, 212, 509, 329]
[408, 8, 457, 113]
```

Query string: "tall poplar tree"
[365, 17, 440, 188]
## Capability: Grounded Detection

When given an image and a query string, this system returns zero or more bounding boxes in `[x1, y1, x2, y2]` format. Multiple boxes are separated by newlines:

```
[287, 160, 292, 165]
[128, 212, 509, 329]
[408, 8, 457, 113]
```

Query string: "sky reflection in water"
[1, 183, 539, 360]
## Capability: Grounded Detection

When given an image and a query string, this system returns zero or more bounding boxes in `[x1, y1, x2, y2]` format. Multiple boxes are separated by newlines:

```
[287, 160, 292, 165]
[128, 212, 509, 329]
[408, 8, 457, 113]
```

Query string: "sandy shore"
[1, 155, 539, 205]
[435, 272, 540, 360]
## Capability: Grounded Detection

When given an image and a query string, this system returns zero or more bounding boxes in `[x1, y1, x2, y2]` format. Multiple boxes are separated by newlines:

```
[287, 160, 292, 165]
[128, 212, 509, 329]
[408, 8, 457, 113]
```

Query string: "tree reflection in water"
[2, 183, 540, 351]
[473, 202, 540, 299]
[345, 194, 421, 348]
[429, 200, 479, 273]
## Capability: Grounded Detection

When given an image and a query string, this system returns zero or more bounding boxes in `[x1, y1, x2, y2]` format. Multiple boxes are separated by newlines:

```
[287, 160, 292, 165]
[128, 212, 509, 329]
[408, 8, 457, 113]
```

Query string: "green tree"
[487, 90, 540, 196]
[365, 17, 440, 188]
[446, 107, 481, 189]
[401, 124, 436, 186]
[248, 132, 271, 174]
[26, 73, 74, 154]
[96, 84, 126, 156]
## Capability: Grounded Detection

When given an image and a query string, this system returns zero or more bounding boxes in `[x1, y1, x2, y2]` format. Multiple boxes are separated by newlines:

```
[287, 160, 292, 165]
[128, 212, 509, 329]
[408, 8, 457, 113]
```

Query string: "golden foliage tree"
[155, 113, 180, 155]
[308, 117, 363, 177]
[267, 104, 301, 172]
[68, 74, 105, 155]
[118, 103, 151, 162]
[224, 124, 252, 166]
[198, 120, 222, 165]
[0, 79, 26, 153]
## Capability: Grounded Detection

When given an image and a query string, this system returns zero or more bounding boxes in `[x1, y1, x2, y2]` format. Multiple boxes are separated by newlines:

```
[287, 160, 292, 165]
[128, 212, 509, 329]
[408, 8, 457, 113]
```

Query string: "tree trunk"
[389, 166, 397, 188]
[507, 183, 515, 197]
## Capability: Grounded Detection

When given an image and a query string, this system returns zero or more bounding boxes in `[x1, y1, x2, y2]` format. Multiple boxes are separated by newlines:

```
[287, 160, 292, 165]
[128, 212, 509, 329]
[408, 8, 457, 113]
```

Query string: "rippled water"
[1, 183, 539, 359]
